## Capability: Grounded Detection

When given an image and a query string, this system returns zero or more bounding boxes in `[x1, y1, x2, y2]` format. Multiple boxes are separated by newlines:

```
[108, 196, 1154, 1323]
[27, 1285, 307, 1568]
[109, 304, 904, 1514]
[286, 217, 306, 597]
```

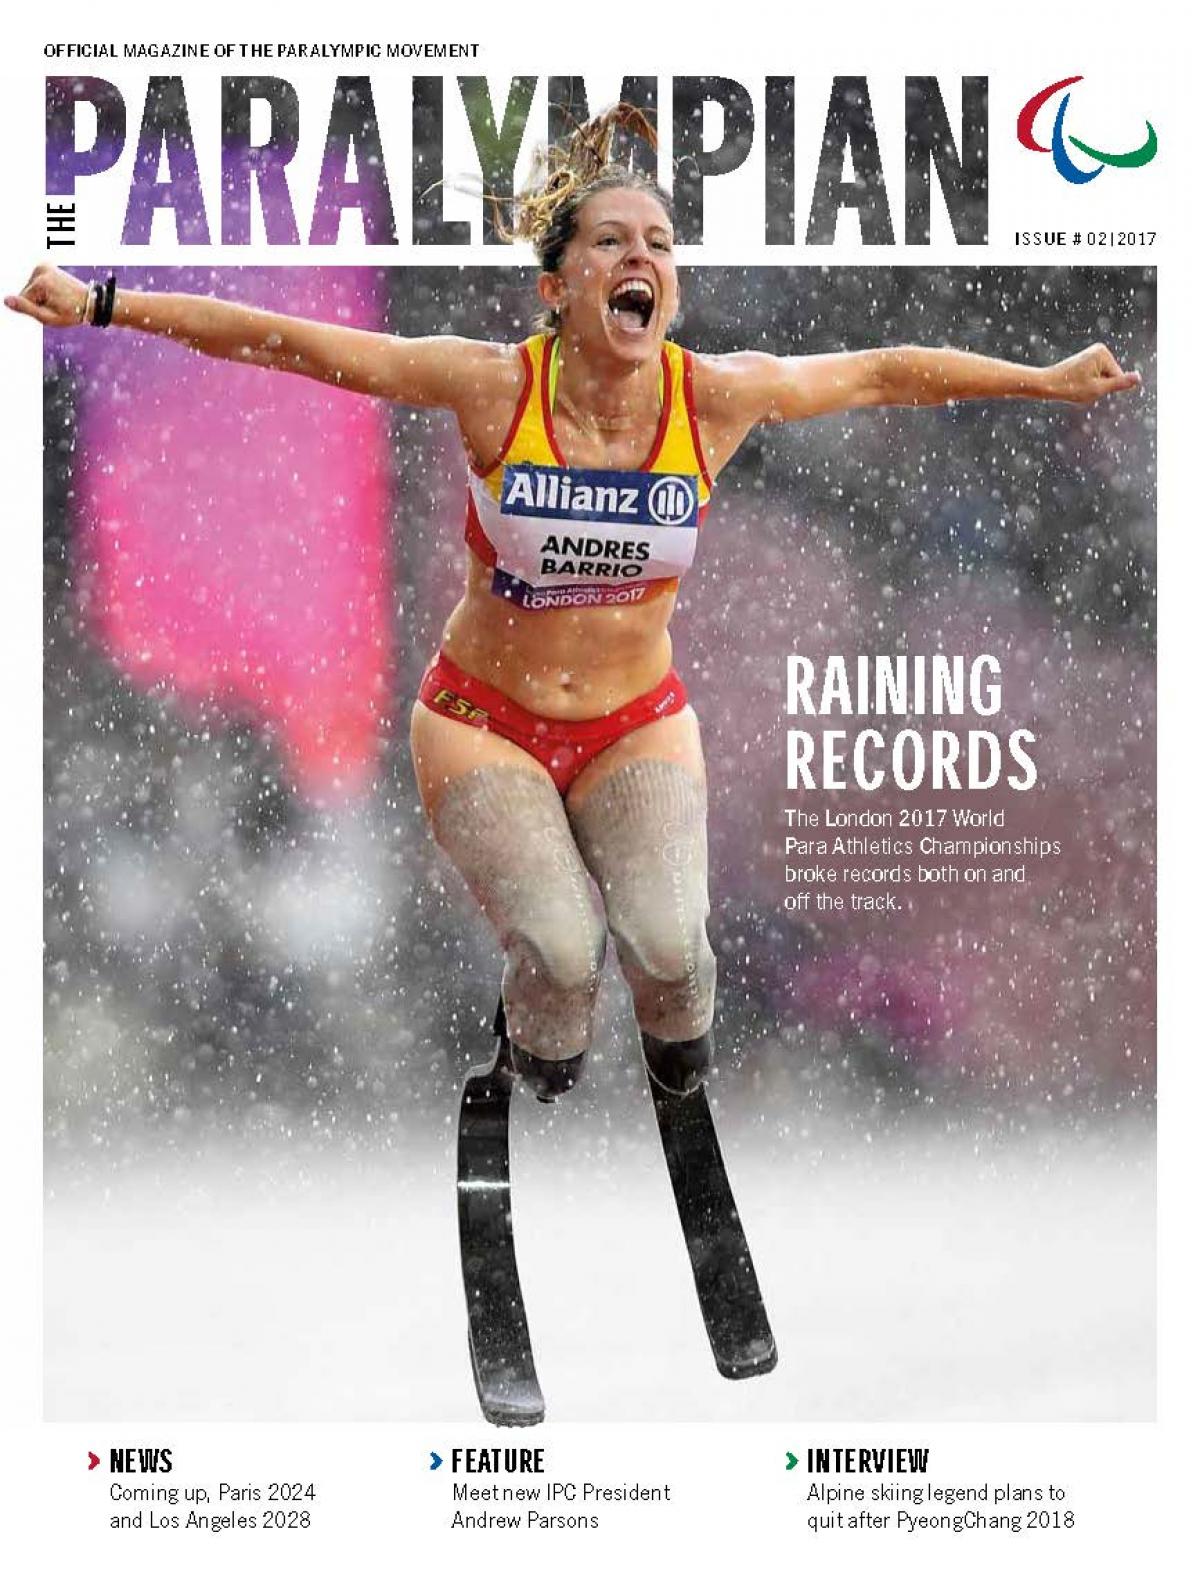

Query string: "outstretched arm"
[692, 341, 1141, 473]
[5, 263, 517, 412]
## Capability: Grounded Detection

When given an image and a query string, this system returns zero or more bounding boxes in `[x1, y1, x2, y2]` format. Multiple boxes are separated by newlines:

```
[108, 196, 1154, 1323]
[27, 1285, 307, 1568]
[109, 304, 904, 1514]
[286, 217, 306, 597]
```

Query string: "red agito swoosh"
[1017, 76, 1084, 151]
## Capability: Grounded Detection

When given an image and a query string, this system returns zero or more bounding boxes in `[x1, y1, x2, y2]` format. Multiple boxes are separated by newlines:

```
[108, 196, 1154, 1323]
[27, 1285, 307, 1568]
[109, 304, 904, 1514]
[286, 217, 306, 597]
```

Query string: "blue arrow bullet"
[430, 1451, 443, 1471]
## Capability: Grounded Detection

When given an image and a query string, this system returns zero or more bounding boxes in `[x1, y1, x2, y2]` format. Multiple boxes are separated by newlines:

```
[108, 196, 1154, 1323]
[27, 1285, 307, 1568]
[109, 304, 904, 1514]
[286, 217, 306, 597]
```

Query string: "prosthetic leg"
[456, 1003, 545, 1427]
[456, 1006, 776, 1422]
[643, 1033, 778, 1380]
[452, 758, 775, 1422]
[569, 759, 778, 1381]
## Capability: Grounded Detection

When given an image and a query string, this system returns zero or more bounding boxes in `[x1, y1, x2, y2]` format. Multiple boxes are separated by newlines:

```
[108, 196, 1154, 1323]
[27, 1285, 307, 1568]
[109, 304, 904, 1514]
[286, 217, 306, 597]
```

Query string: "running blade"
[457, 1052, 545, 1426]
[651, 1081, 778, 1379]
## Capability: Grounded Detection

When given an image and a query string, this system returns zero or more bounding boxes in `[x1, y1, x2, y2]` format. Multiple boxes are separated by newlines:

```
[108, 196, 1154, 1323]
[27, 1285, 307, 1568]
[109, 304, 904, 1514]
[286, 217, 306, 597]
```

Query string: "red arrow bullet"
[87, 1452, 100, 1471]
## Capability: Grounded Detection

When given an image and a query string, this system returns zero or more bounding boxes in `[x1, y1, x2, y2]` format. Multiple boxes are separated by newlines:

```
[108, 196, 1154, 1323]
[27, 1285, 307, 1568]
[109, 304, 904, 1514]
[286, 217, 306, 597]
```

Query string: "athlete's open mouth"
[607, 278, 655, 332]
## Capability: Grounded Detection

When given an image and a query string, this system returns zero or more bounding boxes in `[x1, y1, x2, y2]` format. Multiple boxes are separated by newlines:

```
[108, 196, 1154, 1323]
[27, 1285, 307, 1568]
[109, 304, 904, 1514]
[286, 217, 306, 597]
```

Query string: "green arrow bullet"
[785, 1451, 798, 1471]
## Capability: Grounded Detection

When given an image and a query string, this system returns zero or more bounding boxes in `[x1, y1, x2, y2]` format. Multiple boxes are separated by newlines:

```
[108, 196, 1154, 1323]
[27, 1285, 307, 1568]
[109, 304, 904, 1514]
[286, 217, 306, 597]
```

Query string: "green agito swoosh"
[1068, 121, 1157, 167]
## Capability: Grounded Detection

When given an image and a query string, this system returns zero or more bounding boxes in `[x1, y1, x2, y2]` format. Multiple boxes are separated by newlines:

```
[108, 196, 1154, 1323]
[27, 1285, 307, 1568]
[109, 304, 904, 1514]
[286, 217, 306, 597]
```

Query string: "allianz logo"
[646, 476, 695, 526]
[501, 465, 697, 527]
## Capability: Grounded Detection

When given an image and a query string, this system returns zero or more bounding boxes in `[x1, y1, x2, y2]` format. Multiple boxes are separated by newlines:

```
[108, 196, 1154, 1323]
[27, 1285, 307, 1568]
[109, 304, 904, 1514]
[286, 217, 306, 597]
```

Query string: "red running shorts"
[418, 652, 689, 793]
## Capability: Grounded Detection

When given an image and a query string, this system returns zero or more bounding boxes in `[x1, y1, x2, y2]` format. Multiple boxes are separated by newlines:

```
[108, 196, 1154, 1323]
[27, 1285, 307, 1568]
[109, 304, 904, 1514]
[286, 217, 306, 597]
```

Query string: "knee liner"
[431, 766, 605, 1058]
[505, 913, 607, 998]
[570, 758, 716, 1042]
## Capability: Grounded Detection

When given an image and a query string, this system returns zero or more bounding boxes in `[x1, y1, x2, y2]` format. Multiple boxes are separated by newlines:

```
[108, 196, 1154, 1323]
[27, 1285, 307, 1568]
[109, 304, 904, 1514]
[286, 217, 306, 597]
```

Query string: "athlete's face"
[539, 187, 679, 365]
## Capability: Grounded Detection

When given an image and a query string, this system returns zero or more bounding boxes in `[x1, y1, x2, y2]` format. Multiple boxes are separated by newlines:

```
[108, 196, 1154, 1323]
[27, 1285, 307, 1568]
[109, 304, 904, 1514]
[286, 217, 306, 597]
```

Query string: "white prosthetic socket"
[431, 767, 606, 1074]
[569, 760, 717, 1080]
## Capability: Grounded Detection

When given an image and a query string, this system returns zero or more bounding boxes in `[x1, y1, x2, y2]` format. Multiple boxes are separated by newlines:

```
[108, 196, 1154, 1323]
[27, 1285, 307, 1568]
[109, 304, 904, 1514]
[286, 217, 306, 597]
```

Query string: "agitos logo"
[1017, 76, 1157, 185]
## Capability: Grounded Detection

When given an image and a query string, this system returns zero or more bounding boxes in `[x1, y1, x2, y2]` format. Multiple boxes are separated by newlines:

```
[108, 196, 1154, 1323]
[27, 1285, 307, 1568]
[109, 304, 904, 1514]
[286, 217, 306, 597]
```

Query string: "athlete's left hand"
[1043, 343, 1141, 404]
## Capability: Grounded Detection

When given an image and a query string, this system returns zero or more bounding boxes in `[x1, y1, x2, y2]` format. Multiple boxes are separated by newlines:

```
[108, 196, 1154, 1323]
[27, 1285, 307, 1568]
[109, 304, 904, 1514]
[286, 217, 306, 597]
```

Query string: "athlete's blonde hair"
[507, 104, 670, 331]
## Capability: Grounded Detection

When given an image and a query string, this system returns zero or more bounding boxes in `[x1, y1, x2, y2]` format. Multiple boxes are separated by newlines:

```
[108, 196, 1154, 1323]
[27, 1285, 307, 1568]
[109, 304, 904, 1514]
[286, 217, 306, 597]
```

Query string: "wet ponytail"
[505, 104, 671, 332]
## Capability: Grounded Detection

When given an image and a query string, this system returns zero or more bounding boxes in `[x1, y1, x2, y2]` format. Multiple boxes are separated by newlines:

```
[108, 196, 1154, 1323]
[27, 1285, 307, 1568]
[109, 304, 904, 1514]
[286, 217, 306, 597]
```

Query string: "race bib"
[471, 463, 700, 610]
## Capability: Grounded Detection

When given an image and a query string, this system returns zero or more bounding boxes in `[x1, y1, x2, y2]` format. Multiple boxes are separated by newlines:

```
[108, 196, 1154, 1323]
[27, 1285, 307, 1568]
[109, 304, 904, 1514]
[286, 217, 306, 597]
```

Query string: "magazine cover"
[1, 3, 1186, 1573]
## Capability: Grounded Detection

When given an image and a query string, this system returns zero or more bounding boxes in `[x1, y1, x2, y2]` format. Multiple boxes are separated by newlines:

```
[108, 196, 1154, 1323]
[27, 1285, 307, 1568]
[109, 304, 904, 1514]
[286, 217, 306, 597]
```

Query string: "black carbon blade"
[457, 1050, 545, 1426]
[651, 1082, 778, 1380]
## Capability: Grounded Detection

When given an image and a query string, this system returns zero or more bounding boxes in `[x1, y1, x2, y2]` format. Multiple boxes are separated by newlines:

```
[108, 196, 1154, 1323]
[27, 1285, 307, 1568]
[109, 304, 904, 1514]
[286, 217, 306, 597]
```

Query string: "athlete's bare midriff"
[441, 549, 678, 720]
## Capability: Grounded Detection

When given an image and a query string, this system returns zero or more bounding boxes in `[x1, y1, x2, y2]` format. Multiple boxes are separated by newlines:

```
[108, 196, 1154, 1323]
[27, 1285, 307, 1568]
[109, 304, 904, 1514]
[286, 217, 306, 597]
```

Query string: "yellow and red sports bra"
[464, 333, 712, 612]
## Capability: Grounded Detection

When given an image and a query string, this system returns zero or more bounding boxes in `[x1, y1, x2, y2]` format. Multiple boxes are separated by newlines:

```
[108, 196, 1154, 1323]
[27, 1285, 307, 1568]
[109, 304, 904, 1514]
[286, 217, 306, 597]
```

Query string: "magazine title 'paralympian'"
[45, 73, 989, 248]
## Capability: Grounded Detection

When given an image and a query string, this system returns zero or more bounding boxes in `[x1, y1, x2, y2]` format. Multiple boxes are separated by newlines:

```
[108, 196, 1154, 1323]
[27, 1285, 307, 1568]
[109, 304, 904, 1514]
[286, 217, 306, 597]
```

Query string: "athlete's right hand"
[5, 263, 91, 326]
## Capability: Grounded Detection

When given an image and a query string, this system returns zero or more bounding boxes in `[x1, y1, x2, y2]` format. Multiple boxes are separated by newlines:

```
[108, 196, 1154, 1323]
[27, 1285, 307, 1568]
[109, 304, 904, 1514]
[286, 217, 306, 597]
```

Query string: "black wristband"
[91, 273, 117, 328]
